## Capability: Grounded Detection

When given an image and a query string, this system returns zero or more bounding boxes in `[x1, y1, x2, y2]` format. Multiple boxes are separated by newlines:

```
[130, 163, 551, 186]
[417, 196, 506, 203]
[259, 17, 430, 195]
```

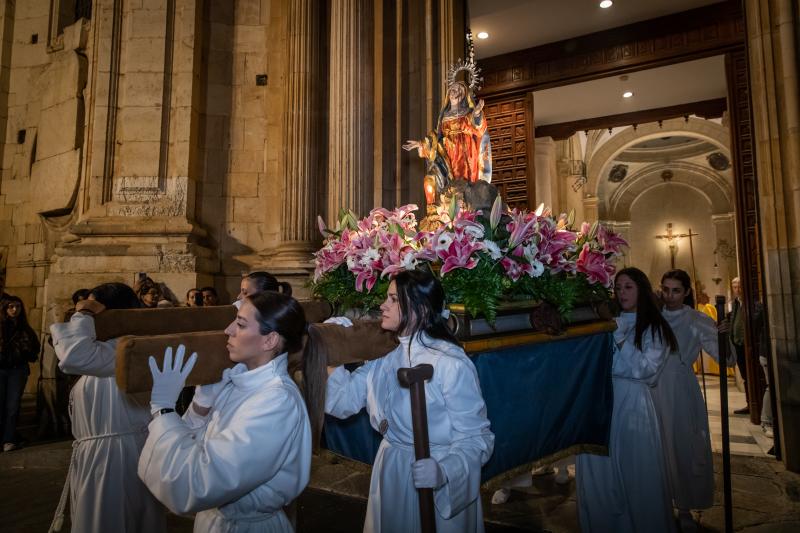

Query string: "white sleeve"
[615, 328, 670, 384]
[138, 386, 308, 514]
[50, 313, 117, 377]
[694, 313, 722, 362]
[324, 360, 378, 418]
[433, 357, 495, 519]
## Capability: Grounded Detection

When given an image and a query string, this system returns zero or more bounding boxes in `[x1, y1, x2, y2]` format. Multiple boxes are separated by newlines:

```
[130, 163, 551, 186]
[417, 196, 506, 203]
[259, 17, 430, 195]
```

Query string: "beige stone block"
[209, 22, 234, 51]
[25, 223, 43, 244]
[130, 7, 168, 38]
[33, 242, 46, 261]
[222, 222, 250, 250]
[6, 266, 33, 286]
[1, 176, 28, 205]
[233, 197, 263, 222]
[207, 50, 235, 86]
[261, 0, 272, 25]
[227, 172, 259, 197]
[234, 24, 265, 54]
[205, 83, 233, 116]
[11, 41, 48, 69]
[236, 85, 267, 117]
[243, 52, 266, 84]
[229, 150, 263, 173]
[123, 37, 166, 74]
[33, 265, 46, 286]
[235, 0, 263, 26]
[167, 141, 191, 176]
[121, 72, 164, 107]
[30, 149, 81, 214]
[243, 117, 266, 150]
[16, 243, 33, 262]
[205, 150, 228, 182]
[116, 141, 161, 176]
[116, 107, 163, 142]
[209, 0, 234, 24]
[40, 53, 88, 109]
[37, 100, 82, 159]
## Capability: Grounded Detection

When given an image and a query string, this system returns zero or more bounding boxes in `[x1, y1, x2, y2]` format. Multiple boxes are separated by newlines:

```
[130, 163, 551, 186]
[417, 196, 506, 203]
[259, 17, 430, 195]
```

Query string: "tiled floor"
[699, 374, 774, 457]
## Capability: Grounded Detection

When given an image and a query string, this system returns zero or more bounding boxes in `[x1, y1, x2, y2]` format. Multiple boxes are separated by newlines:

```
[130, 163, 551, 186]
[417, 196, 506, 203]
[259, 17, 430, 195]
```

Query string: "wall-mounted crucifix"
[655, 223, 699, 270]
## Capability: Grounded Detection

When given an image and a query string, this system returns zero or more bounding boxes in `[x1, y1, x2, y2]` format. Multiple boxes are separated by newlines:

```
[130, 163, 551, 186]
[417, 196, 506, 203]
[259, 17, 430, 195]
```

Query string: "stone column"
[274, 0, 322, 263]
[745, 0, 800, 471]
[327, 0, 374, 222]
[534, 137, 556, 210]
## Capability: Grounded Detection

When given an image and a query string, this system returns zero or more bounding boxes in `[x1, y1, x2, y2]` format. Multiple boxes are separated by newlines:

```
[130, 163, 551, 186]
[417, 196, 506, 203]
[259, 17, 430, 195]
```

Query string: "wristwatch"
[153, 408, 175, 418]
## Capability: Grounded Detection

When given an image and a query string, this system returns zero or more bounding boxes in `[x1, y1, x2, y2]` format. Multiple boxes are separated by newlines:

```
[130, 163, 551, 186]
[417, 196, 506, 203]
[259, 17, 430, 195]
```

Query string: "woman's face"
[239, 278, 256, 300]
[142, 288, 160, 307]
[380, 281, 402, 332]
[615, 274, 639, 312]
[5, 302, 21, 318]
[661, 278, 688, 311]
[224, 300, 277, 370]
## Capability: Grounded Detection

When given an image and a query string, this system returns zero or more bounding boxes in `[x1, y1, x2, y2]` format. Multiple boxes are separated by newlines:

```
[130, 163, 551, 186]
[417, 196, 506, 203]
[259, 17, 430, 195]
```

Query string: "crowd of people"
[0, 263, 771, 533]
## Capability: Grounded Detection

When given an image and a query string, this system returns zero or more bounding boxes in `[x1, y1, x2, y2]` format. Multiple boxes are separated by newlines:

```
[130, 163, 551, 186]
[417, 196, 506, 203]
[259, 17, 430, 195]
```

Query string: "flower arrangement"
[312, 198, 627, 323]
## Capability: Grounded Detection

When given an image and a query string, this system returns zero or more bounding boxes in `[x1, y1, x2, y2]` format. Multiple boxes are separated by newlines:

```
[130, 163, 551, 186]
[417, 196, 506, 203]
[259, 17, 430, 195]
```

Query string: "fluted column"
[327, 0, 374, 221]
[275, 0, 323, 262]
[745, 0, 800, 471]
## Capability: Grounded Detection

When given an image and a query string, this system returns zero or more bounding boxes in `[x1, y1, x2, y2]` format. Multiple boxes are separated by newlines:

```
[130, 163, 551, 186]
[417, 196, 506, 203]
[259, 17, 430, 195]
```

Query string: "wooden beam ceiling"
[534, 97, 728, 140]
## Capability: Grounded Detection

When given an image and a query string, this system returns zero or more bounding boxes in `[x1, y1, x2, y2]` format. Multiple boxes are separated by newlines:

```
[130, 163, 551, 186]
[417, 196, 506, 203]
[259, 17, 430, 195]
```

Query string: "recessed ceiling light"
[623, 91, 634, 98]
[477, 31, 489, 40]
[600, 0, 613, 8]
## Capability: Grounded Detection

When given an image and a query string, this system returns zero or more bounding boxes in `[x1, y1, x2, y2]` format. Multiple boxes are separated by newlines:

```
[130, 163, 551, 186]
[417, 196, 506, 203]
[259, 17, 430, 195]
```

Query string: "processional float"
[101, 48, 619, 528]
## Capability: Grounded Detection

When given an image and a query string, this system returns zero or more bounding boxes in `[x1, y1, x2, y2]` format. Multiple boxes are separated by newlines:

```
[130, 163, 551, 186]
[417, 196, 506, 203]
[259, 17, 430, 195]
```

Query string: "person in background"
[576, 267, 677, 533]
[185, 288, 201, 307]
[0, 296, 40, 452]
[200, 286, 219, 306]
[49, 283, 165, 532]
[729, 277, 750, 414]
[139, 292, 311, 532]
[321, 269, 494, 532]
[239, 271, 293, 301]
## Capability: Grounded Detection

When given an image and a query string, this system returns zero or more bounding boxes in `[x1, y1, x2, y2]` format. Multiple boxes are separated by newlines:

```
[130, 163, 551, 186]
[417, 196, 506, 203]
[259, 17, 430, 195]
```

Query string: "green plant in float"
[311, 198, 626, 324]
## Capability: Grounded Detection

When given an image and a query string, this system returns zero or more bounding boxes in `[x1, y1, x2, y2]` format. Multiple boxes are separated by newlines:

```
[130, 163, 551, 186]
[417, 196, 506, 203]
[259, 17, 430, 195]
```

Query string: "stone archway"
[606, 161, 733, 220]
[585, 117, 732, 209]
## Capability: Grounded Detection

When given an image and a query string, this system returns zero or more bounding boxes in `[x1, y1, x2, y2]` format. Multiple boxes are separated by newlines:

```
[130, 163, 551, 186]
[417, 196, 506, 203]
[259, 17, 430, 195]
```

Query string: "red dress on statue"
[439, 112, 488, 183]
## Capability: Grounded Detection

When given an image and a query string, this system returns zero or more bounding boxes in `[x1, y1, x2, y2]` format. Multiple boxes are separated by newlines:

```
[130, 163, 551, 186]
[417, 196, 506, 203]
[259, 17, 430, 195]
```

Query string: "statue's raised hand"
[474, 99, 485, 116]
[402, 139, 426, 158]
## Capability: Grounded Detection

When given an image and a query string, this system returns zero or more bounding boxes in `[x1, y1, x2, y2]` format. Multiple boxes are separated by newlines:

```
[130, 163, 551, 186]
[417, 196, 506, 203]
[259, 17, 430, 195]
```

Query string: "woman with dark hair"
[657, 269, 734, 530]
[139, 291, 311, 532]
[323, 269, 494, 532]
[0, 296, 40, 451]
[576, 267, 677, 533]
[238, 271, 292, 301]
[49, 282, 165, 533]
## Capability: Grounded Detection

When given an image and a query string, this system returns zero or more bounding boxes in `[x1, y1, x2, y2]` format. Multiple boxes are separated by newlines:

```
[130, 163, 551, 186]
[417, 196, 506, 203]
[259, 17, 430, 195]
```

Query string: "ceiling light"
[599, 0, 613, 8]
[623, 91, 634, 98]
[477, 32, 489, 39]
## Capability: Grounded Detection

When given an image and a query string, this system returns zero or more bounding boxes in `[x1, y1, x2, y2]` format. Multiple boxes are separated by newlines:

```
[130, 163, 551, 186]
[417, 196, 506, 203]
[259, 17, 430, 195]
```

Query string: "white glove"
[192, 368, 233, 409]
[412, 458, 447, 489]
[149, 345, 198, 414]
[324, 316, 354, 327]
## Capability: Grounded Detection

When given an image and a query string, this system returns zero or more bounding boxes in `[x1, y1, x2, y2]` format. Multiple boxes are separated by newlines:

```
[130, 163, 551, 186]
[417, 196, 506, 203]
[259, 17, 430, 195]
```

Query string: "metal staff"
[397, 364, 436, 533]
[715, 295, 733, 533]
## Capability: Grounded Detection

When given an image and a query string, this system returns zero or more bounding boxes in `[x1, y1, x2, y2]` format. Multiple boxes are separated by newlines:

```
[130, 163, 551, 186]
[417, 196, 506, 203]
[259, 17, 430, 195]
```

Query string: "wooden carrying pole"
[715, 295, 734, 533]
[397, 364, 436, 533]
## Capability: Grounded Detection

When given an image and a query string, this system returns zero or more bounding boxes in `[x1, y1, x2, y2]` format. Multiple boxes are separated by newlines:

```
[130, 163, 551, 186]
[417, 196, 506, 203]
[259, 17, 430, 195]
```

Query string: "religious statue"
[404, 59, 493, 192]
